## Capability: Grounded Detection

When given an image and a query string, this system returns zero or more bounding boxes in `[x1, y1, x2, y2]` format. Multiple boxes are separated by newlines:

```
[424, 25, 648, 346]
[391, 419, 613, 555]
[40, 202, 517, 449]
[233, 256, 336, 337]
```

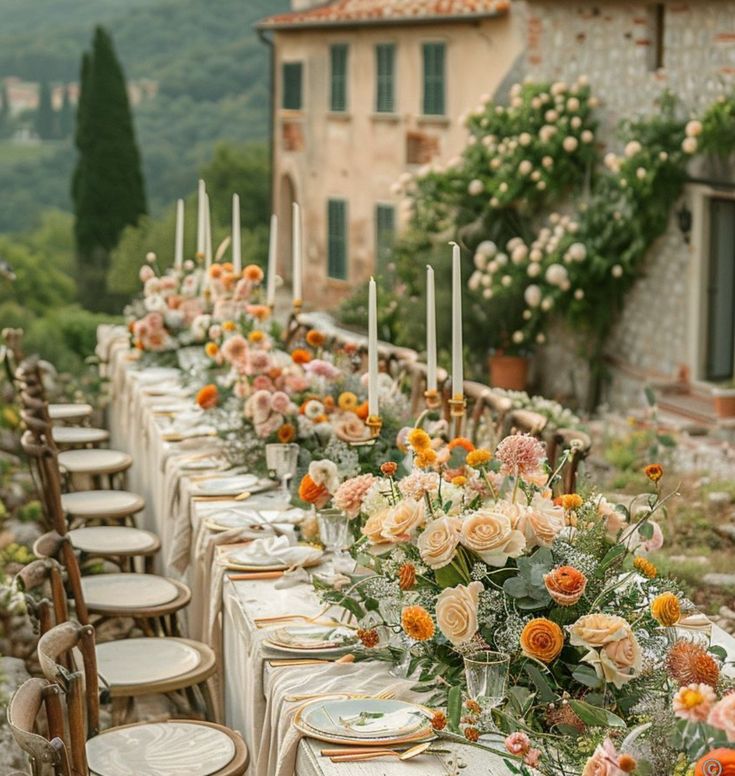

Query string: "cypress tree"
[72, 26, 147, 311]
[35, 80, 54, 139]
[0, 82, 9, 138]
[59, 85, 73, 138]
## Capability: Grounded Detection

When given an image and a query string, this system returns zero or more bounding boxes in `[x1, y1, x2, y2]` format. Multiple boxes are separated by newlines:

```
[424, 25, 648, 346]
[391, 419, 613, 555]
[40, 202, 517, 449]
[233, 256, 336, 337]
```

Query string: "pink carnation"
[673, 683, 716, 722]
[304, 359, 341, 380]
[333, 474, 376, 519]
[495, 433, 546, 477]
[505, 732, 531, 755]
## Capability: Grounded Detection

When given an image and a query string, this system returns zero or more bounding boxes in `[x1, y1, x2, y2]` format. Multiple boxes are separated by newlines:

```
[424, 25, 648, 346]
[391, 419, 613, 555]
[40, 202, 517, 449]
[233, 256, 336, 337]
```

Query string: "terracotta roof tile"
[258, 0, 510, 30]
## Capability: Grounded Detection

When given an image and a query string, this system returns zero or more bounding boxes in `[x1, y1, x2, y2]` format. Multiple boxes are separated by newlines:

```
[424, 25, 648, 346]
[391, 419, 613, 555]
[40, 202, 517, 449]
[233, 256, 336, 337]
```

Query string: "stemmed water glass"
[463, 650, 510, 710]
[265, 443, 299, 504]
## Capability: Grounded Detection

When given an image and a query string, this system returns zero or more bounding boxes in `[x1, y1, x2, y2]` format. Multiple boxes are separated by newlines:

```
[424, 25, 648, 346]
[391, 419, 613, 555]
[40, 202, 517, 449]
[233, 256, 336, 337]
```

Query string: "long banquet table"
[98, 327, 735, 776]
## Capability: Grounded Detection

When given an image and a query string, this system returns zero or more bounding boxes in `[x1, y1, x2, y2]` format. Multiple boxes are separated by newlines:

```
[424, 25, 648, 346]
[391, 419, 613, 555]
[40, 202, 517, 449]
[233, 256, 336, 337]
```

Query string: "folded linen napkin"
[225, 536, 322, 569]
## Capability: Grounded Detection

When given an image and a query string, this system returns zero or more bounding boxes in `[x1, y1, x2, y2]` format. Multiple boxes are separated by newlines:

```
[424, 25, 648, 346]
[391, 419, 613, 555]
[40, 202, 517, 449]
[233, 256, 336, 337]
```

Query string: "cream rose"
[333, 412, 371, 444]
[459, 509, 526, 566]
[570, 614, 642, 688]
[518, 495, 565, 548]
[361, 508, 390, 544]
[435, 581, 483, 646]
[417, 517, 461, 569]
[380, 498, 425, 542]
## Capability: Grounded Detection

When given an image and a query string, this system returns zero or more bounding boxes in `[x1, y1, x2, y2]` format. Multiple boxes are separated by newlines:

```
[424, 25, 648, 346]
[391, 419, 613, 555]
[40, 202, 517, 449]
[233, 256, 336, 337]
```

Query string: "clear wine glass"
[463, 650, 510, 709]
[316, 508, 350, 557]
[265, 443, 299, 504]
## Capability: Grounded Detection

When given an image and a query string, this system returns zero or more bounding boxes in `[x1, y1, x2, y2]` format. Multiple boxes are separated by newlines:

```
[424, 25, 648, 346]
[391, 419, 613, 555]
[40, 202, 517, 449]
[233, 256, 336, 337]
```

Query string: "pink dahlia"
[221, 334, 248, 365]
[495, 433, 546, 477]
[333, 474, 376, 519]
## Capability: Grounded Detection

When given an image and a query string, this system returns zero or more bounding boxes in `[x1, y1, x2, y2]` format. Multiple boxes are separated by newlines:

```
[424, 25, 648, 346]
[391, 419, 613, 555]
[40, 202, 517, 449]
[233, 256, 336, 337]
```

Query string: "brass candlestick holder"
[367, 414, 383, 439]
[448, 394, 466, 438]
[292, 298, 303, 316]
[424, 388, 442, 411]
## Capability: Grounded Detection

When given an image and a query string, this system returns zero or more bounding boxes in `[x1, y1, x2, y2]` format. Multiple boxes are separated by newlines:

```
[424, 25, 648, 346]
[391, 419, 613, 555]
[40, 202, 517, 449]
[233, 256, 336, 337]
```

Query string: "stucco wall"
[271, 13, 525, 306]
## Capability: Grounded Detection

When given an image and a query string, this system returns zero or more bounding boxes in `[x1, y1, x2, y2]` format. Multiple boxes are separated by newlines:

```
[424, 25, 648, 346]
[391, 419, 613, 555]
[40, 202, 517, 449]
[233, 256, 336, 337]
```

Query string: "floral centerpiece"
[315, 431, 735, 773]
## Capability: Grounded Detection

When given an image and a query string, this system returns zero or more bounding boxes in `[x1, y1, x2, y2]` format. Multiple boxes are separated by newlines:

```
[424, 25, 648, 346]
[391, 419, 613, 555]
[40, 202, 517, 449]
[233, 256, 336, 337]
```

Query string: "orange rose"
[695, 749, 735, 776]
[195, 384, 219, 410]
[277, 423, 296, 443]
[520, 618, 564, 663]
[291, 348, 312, 364]
[355, 401, 369, 420]
[544, 566, 587, 606]
[306, 329, 326, 347]
[243, 264, 264, 282]
[298, 473, 329, 507]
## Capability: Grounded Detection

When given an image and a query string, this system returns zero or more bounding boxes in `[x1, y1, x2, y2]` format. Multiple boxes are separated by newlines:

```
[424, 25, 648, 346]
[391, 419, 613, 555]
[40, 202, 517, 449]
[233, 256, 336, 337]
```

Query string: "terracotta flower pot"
[713, 392, 735, 418]
[488, 354, 529, 391]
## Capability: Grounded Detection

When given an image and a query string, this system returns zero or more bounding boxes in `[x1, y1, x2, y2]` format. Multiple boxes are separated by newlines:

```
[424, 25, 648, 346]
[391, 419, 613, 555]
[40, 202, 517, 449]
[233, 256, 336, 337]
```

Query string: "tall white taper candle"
[451, 242, 463, 399]
[174, 198, 184, 269]
[232, 193, 241, 275]
[266, 213, 278, 307]
[426, 265, 437, 392]
[196, 179, 205, 257]
[204, 194, 212, 269]
[368, 276, 379, 417]
[292, 202, 302, 304]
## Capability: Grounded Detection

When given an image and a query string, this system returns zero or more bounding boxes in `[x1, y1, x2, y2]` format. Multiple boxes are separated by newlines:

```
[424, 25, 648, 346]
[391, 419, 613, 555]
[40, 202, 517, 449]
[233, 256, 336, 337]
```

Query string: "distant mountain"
[0, 0, 288, 233]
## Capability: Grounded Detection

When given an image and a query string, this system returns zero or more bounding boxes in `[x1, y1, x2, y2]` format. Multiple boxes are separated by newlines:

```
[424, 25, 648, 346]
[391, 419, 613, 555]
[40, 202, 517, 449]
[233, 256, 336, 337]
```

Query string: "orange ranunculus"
[205, 342, 219, 359]
[291, 348, 312, 364]
[208, 264, 223, 278]
[520, 618, 564, 663]
[695, 749, 735, 776]
[380, 461, 398, 477]
[277, 423, 296, 443]
[544, 566, 587, 606]
[196, 384, 219, 410]
[244, 264, 264, 282]
[298, 473, 329, 506]
[448, 437, 475, 453]
[466, 448, 492, 468]
[415, 448, 438, 469]
[222, 320, 237, 332]
[323, 395, 335, 411]
[644, 463, 664, 482]
[355, 401, 369, 420]
[401, 605, 435, 641]
[651, 592, 681, 626]
[306, 329, 326, 348]
[248, 330, 265, 344]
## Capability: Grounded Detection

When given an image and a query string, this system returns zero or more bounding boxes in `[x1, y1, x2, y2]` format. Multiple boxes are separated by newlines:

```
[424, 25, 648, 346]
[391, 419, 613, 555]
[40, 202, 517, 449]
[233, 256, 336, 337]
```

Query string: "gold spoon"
[329, 741, 432, 762]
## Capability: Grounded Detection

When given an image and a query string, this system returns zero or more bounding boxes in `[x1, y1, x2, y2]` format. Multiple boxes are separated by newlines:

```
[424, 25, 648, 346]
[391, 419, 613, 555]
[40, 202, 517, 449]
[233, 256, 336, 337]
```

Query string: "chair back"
[18, 558, 70, 637]
[20, 430, 66, 533]
[33, 531, 90, 627]
[505, 408, 548, 438]
[7, 677, 72, 776]
[465, 383, 513, 447]
[548, 428, 592, 495]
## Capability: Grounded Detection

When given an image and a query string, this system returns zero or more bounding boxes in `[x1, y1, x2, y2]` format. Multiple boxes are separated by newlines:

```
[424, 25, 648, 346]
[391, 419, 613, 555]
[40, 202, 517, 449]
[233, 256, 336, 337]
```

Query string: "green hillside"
[0, 0, 287, 232]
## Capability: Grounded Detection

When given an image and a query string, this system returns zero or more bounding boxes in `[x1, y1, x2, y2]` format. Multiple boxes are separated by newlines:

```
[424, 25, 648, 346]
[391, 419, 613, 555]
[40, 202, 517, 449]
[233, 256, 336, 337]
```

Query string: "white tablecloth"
[99, 334, 735, 776]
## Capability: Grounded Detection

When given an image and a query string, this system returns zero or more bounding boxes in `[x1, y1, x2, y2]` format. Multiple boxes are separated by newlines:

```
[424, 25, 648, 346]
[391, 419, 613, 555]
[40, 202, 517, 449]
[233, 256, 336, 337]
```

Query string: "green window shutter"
[375, 44, 395, 113]
[422, 42, 445, 115]
[327, 199, 348, 280]
[330, 44, 348, 112]
[282, 62, 303, 109]
[375, 204, 395, 272]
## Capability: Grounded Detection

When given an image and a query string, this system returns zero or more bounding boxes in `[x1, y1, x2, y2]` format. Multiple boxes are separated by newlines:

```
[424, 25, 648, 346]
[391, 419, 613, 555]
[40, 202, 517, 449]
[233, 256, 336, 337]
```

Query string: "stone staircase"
[654, 381, 735, 433]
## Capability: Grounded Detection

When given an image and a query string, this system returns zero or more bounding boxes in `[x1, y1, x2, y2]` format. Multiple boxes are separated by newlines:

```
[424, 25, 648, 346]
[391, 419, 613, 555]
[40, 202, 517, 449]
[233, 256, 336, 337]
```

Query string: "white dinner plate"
[195, 474, 260, 495]
[264, 624, 357, 656]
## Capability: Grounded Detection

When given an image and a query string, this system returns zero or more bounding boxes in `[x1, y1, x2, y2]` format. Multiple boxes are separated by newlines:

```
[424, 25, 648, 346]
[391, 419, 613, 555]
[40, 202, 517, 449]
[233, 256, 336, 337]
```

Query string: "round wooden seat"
[95, 637, 216, 696]
[52, 425, 110, 447]
[48, 402, 93, 422]
[68, 526, 159, 556]
[58, 448, 133, 475]
[86, 720, 249, 776]
[81, 574, 190, 614]
[62, 490, 145, 519]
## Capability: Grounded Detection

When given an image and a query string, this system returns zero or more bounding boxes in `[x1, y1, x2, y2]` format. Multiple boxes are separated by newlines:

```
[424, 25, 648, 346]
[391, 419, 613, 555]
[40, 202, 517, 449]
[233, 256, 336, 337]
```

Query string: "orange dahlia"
[448, 437, 475, 453]
[195, 384, 219, 410]
[243, 264, 264, 282]
[415, 448, 438, 469]
[205, 342, 219, 358]
[222, 320, 237, 332]
[248, 330, 265, 344]
[431, 711, 447, 731]
[277, 423, 296, 443]
[401, 605, 435, 641]
[651, 592, 681, 626]
[291, 348, 312, 364]
[208, 264, 223, 278]
[306, 329, 326, 347]
[464, 726, 480, 742]
[520, 618, 564, 663]
[555, 494, 583, 510]
[407, 428, 432, 451]
[666, 640, 720, 687]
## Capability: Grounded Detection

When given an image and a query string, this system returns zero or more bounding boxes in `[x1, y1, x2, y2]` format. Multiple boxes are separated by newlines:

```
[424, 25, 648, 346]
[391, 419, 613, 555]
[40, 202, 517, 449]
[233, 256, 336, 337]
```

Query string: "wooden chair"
[7, 677, 72, 776]
[505, 408, 548, 438]
[18, 556, 220, 726]
[21, 430, 157, 569]
[547, 428, 592, 495]
[9, 621, 249, 776]
[464, 382, 513, 447]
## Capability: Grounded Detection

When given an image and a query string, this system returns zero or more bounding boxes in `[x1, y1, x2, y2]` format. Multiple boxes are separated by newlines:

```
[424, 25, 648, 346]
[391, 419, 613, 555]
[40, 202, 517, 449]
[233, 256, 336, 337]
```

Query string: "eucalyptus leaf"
[569, 699, 626, 728]
[524, 664, 557, 703]
[447, 685, 462, 733]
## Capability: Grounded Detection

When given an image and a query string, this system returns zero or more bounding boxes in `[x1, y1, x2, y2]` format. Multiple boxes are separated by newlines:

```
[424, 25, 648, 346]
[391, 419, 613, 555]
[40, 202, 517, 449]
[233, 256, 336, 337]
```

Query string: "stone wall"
[524, 1, 735, 409]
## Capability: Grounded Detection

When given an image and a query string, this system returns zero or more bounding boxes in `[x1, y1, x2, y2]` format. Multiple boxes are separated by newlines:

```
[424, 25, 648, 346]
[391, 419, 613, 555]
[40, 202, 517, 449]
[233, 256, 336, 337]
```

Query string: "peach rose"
[459, 509, 526, 567]
[333, 412, 371, 444]
[435, 581, 483, 646]
[518, 495, 565, 547]
[361, 508, 391, 544]
[581, 739, 625, 776]
[570, 614, 642, 688]
[417, 517, 462, 569]
[708, 692, 735, 742]
[380, 499, 425, 542]
[596, 496, 627, 539]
